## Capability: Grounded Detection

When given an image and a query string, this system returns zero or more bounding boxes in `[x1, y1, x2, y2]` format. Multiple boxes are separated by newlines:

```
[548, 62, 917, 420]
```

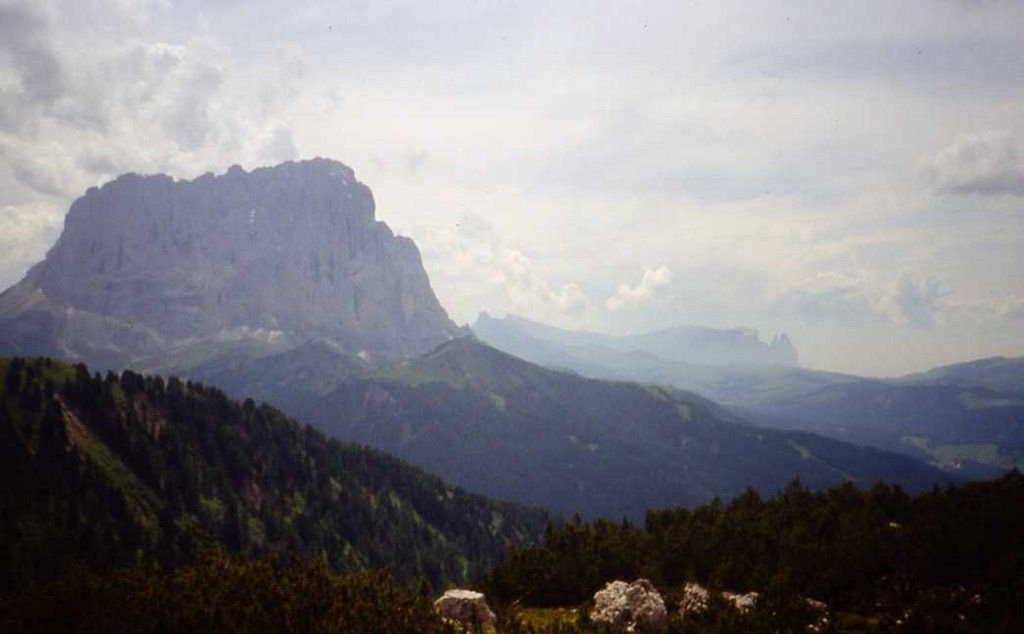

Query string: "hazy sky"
[2, 0, 1024, 376]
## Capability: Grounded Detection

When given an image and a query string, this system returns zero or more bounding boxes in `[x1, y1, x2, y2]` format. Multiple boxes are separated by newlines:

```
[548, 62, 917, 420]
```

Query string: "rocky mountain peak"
[1, 158, 460, 368]
[768, 333, 799, 366]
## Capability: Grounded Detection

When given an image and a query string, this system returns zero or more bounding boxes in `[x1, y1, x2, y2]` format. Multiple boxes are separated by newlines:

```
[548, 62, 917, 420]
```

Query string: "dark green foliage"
[483, 475, 1024, 631]
[0, 356, 550, 595]
[0, 537, 457, 634]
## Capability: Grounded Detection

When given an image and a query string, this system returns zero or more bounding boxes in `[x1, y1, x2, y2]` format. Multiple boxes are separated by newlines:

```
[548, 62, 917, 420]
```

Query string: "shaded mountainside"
[899, 355, 1024, 393]
[0, 356, 551, 594]
[303, 338, 952, 521]
[0, 158, 460, 383]
[739, 378, 1024, 477]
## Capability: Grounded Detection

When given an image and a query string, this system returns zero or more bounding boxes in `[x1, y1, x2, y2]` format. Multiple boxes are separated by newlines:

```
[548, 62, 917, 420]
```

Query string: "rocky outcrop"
[722, 590, 760, 614]
[590, 579, 667, 630]
[678, 583, 760, 619]
[679, 582, 710, 616]
[0, 159, 460, 372]
[433, 589, 496, 625]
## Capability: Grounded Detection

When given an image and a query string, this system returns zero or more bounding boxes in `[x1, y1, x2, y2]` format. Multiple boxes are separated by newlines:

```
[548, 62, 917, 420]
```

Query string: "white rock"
[679, 582, 710, 616]
[591, 579, 667, 629]
[433, 589, 496, 625]
[722, 590, 760, 614]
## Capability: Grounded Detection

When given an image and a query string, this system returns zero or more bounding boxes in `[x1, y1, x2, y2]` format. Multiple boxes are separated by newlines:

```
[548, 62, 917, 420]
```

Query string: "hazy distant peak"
[472, 313, 800, 368]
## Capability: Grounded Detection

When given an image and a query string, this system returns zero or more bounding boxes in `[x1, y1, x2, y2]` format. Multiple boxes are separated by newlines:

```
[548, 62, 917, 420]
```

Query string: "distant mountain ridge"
[474, 313, 799, 367]
[0, 159, 461, 377]
[471, 314, 1024, 476]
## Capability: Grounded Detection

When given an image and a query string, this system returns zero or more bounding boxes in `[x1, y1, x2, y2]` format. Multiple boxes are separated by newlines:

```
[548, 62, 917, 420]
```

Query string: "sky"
[1, 0, 1024, 376]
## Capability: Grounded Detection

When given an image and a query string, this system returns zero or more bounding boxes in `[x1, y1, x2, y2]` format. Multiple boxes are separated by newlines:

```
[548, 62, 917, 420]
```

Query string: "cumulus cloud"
[605, 265, 673, 311]
[781, 270, 951, 329]
[415, 214, 591, 325]
[919, 130, 1024, 196]
[0, 1, 308, 200]
[884, 273, 951, 328]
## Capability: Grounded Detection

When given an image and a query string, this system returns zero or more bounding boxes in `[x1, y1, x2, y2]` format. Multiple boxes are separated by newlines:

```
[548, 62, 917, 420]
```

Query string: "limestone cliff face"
[0, 159, 459, 368]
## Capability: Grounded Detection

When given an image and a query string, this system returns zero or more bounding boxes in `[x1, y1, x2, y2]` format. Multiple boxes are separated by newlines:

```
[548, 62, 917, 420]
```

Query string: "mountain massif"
[0, 159, 460, 379]
[0, 356, 550, 594]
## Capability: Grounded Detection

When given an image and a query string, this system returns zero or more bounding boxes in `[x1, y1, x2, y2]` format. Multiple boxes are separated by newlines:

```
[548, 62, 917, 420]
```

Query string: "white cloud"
[780, 270, 953, 330]
[0, 200, 64, 283]
[605, 265, 673, 311]
[881, 273, 951, 328]
[919, 130, 1024, 196]
[415, 213, 592, 326]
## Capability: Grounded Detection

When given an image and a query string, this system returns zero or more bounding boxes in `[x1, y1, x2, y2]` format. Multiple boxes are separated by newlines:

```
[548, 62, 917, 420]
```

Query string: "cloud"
[938, 0, 1005, 8]
[781, 270, 952, 329]
[415, 213, 592, 325]
[605, 265, 673, 311]
[880, 274, 951, 328]
[919, 130, 1024, 196]
[0, 2, 65, 134]
[0, 200, 65, 283]
[779, 271, 880, 325]
[259, 125, 299, 162]
[998, 296, 1024, 321]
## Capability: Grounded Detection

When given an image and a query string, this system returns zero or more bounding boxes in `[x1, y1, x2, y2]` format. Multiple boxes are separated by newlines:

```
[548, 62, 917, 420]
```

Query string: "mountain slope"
[303, 338, 952, 521]
[0, 356, 550, 594]
[739, 379, 1024, 476]
[899, 355, 1024, 394]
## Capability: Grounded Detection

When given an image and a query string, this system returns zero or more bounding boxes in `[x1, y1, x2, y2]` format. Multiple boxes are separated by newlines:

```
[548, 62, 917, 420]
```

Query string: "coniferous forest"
[483, 473, 1024, 631]
[3, 355, 1024, 632]
[0, 356, 550, 595]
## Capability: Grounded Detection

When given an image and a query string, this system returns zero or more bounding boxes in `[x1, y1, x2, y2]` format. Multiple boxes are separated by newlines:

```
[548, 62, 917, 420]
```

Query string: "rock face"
[590, 579, 667, 629]
[0, 159, 460, 372]
[433, 589, 496, 625]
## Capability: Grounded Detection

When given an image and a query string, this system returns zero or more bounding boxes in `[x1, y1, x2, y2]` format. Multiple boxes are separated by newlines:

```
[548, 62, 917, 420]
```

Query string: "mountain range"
[0, 159, 1000, 525]
[471, 313, 1024, 477]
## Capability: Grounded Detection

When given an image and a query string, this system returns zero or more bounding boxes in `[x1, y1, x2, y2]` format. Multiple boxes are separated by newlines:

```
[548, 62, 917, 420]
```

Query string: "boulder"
[722, 591, 760, 614]
[804, 598, 829, 633]
[433, 589, 496, 625]
[591, 579, 667, 629]
[679, 582, 710, 616]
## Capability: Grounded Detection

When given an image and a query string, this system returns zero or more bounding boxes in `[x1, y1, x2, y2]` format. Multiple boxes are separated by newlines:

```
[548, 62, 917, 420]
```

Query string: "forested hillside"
[0, 356, 550, 594]
[484, 473, 1024, 630]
